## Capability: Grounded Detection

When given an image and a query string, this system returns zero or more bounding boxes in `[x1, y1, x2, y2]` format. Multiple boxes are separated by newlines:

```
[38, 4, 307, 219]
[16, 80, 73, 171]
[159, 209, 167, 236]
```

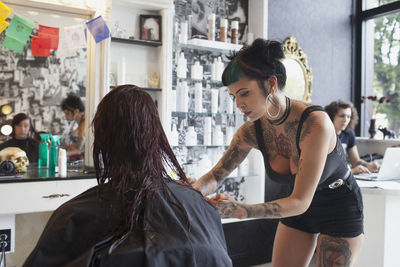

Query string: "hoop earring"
[266, 94, 280, 119]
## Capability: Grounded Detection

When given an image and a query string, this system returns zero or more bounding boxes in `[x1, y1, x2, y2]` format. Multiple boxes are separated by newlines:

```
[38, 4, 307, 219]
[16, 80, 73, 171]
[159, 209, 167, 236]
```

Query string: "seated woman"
[60, 93, 85, 153]
[0, 113, 40, 162]
[23, 85, 232, 267]
[325, 99, 379, 174]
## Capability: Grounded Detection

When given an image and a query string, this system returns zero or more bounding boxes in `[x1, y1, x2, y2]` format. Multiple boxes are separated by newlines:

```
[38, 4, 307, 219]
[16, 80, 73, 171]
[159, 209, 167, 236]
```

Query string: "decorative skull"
[0, 147, 29, 173]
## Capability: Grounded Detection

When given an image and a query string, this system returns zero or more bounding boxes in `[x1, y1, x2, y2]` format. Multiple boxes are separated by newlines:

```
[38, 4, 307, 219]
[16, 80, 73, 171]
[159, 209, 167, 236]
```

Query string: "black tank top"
[254, 105, 350, 188]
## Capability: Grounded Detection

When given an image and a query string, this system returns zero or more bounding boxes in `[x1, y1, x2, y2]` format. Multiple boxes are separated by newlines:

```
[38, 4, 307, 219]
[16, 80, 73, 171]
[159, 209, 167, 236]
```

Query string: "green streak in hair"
[224, 61, 243, 86]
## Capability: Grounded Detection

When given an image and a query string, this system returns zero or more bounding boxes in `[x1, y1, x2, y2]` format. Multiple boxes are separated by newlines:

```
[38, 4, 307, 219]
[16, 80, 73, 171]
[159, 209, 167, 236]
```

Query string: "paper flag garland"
[38, 24, 59, 50]
[86, 15, 110, 43]
[0, 20, 7, 34]
[0, 1, 12, 21]
[31, 35, 51, 57]
[2, 14, 34, 53]
[64, 24, 87, 50]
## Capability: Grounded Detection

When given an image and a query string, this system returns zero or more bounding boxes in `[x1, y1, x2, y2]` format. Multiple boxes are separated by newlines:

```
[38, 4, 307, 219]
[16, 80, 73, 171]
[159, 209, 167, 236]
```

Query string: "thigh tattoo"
[319, 236, 352, 267]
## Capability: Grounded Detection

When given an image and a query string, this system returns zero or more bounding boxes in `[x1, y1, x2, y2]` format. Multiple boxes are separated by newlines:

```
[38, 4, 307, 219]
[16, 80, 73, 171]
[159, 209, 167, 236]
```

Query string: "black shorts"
[281, 175, 364, 238]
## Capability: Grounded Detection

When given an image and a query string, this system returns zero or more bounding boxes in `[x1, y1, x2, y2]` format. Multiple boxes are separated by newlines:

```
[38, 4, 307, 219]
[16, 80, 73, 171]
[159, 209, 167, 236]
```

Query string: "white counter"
[356, 179, 400, 267]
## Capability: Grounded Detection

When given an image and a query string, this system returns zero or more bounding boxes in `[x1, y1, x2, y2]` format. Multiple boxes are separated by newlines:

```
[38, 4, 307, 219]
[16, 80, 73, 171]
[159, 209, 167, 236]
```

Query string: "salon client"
[24, 85, 232, 267]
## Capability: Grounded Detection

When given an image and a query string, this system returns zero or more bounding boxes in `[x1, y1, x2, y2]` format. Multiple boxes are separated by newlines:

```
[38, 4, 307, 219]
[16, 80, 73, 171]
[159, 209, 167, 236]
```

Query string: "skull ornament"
[0, 147, 29, 172]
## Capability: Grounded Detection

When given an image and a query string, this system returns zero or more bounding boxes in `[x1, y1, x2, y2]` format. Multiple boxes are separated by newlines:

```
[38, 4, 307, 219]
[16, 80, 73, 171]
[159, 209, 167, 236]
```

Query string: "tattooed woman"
[193, 39, 364, 267]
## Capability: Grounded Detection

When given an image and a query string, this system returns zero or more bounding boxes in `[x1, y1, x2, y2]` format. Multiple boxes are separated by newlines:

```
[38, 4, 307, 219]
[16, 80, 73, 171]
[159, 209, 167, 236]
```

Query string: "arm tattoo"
[262, 202, 282, 218]
[242, 122, 257, 147]
[300, 115, 318, 142]
[220, 134, 249, 177]
[217, 202, 237, 218]
[319, 236, 352, 267]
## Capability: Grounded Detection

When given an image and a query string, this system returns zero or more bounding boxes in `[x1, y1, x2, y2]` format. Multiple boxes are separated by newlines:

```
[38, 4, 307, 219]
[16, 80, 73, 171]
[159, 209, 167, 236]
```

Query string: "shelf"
[175, 38, 243, 53]
[110, 85, 161, 92]
[175, 77, 223, 86]
[111, 37, 162, 47]
[172, 111, 240, 117]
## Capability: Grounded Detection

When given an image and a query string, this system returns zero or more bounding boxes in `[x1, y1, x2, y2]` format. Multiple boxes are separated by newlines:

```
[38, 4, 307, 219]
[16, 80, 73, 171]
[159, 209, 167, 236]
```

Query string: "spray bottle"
[38, 133, 50, 168]
[49, 135, 61, 174]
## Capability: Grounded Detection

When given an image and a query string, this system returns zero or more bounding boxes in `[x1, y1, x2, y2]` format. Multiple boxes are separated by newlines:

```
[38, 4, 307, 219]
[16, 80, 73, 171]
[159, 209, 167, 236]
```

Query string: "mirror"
[282, 36, 313, 102]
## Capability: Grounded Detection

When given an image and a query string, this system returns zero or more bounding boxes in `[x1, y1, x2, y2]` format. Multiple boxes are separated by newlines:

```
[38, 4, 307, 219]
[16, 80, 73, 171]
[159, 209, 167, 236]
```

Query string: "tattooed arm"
[217, 111, 336, 219]
[194, 122, 256, 195]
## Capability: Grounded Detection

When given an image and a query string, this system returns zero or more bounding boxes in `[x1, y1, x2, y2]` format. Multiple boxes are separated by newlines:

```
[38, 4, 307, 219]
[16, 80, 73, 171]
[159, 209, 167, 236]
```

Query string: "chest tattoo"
[275, 133, 292, 159]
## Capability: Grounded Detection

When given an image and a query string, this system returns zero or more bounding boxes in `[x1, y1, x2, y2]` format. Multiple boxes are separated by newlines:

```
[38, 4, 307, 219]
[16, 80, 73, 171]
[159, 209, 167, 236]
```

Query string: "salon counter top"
[0, 163, 96, 183]
[358, 179, 400, 195]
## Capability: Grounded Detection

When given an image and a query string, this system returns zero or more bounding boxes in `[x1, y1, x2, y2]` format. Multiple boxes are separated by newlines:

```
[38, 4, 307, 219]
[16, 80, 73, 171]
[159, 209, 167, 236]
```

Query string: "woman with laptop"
[325, 99, 379, 174]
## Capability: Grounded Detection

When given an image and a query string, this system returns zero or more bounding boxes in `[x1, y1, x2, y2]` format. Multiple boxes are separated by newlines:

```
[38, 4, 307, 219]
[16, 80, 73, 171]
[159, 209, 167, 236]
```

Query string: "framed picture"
[139, 15, 162, 42]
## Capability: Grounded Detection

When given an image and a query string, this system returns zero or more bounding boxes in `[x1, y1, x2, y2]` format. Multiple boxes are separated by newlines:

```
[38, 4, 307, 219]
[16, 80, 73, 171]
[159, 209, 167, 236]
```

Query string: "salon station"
[0, 0, 400, 266]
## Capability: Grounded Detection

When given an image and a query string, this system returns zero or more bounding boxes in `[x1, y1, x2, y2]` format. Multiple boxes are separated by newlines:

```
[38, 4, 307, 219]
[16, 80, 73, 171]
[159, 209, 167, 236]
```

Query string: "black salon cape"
[23, 179, 232, 267]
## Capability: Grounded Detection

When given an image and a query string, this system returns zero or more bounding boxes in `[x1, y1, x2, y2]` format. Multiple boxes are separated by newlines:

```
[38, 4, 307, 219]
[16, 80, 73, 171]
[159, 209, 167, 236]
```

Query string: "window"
[357, 0, 400, 139]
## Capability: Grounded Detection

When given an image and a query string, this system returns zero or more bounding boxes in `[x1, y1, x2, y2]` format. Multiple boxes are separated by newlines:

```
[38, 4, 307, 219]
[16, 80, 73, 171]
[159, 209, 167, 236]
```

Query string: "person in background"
[193, 39, 364, 266]
[325, 99, 379, 174]
[23, 85, 232, 267]
[60, 93, 85, 152]
[0, 113, 40, 162]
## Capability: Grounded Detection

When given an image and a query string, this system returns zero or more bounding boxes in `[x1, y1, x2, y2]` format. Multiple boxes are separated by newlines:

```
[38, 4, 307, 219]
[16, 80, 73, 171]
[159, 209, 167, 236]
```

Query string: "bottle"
[220, 18, 227, 42]
[58, 148, 67, 177]
[49, 135, 61, 174]
[177, 52, 187, 78]
[211, 89, 219, 113]
[185, 126, 197, 146]
[211, 58, 217, 81]
[38, 133, 50, 168]
[170, 124, 179, 146]
[191, 61, 203, 80]
[204, 117, 212, 145]
[176, 81, 189, 112]
[208, 13, 216, 41]
[194, 82, 203, 113]
[179, 21, 188, 44]
[216, 57, 224, 81]
[213, 125, 224, 146]
[231, 20, 239, 44]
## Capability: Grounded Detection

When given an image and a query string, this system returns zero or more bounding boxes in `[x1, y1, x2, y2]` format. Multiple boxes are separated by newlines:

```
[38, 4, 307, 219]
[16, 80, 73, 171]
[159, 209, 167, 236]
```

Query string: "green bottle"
[38, 133, 50, 168]
[49, 135, 62, 174]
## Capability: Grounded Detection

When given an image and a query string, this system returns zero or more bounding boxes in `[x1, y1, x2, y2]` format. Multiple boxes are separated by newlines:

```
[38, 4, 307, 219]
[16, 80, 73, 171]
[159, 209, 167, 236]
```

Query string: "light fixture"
[0, 104, 12, 116]
[0, 124, 12, 136]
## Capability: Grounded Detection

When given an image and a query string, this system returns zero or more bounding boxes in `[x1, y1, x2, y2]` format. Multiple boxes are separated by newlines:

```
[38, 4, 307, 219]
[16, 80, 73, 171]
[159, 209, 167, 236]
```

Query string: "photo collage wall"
[0, 33, 86, 144]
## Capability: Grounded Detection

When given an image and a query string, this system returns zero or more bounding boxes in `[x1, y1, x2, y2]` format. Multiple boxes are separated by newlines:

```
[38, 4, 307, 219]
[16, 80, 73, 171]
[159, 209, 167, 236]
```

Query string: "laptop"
[354, 147, 400, 181]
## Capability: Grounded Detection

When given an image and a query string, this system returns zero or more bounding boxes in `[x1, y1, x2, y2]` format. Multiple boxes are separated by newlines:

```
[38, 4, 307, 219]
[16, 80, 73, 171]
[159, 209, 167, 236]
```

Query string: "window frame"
[353, 0, 400, 136]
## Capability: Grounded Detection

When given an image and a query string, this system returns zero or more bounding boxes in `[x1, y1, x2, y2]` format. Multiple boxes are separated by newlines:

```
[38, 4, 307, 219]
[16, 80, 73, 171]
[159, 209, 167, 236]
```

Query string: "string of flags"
[0, 1, 110, 57]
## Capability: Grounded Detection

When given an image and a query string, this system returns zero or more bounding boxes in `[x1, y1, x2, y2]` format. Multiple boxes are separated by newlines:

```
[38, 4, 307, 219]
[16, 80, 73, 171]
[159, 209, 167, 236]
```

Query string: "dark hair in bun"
[222, 38, 287, 96]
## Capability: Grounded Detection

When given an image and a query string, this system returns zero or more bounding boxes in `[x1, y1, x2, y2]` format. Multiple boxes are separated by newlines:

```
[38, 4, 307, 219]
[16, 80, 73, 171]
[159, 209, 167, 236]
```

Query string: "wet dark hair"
[222, 38, 287, 97]
[11, 113, 40, 141]
[61, 93, 84, 112]
[92, 84, 190, 248]
[324, 99, 359, 131]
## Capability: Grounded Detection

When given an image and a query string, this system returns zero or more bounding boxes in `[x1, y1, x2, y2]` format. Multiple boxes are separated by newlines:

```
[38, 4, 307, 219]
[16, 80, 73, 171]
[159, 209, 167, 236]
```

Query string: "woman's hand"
[212, 193, 249, 219]
[366, 161, 380, 173]
[351, 165, 370, 174]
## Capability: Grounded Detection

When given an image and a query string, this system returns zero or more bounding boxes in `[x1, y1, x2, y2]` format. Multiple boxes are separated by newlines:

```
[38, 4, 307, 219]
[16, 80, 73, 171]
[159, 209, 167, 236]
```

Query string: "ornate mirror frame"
[282, 36, 313, 102]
